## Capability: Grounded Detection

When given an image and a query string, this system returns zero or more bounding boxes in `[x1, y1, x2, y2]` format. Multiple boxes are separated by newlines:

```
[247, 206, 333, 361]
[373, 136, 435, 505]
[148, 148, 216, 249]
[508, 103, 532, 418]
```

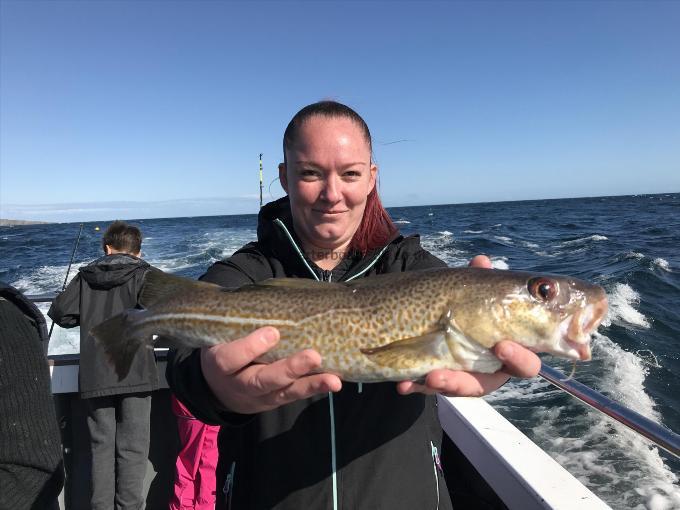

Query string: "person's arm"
[396, 255, 542, 397]
[46, 274, 81, 328]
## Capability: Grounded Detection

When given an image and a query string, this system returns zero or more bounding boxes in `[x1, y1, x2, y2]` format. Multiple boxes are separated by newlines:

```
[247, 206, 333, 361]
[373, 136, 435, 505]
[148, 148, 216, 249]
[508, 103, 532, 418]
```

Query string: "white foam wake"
[421, 231, 468, 267]
[11, 262, 86, 295]
[486, 333, 680, 509]
[603, 283, 650, 328]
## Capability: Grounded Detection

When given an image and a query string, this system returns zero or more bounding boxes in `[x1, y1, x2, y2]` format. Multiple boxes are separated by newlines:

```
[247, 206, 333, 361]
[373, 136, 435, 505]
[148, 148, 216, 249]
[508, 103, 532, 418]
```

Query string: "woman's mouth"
[313, 209, 347, 215]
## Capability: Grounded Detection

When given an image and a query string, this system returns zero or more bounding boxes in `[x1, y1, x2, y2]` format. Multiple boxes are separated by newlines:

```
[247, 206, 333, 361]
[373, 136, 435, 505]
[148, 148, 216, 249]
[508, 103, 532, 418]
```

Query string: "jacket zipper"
[320, 268, 339, 510]
[273, 218, 391, 510]
[430, 441, 442, 510]
[223, 461, 236, 510]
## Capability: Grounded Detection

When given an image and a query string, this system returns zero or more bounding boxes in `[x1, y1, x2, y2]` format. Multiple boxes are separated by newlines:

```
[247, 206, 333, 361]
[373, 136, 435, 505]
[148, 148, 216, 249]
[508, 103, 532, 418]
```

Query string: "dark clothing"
[0, 282, 64, 510]
[86, 393, 152, 510]
[48, 253, 159, 398]
[167, 197, 454, 510]
[48, 253, 158, 509]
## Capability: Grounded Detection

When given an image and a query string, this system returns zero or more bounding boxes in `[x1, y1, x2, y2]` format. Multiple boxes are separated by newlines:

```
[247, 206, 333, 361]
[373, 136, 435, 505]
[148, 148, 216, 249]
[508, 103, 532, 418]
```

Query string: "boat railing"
[29, 292, 58, 303]
[539, 364, 680, 458]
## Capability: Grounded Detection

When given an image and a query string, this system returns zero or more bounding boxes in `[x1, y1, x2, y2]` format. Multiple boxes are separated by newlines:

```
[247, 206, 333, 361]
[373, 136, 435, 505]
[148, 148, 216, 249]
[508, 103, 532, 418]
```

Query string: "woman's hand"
[396, 254, 542, 397]
[200, 327, 342, 414]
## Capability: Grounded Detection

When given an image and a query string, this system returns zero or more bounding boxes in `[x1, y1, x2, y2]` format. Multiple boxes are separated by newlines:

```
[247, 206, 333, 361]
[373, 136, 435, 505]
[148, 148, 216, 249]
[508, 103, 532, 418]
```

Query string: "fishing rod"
[259, 153, 264, 208]
[48, 223, 84, 339]
[539, 363, 680, 459]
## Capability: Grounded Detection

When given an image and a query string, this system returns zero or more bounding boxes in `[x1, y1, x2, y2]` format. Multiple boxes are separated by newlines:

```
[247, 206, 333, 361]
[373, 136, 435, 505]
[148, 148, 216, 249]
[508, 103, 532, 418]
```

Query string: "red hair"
[349, 187, 398, 255]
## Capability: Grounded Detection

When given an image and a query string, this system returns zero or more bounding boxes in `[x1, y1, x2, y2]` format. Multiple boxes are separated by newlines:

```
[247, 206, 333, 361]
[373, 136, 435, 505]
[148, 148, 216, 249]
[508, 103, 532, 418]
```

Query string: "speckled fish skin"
[92, 267, 608, 382]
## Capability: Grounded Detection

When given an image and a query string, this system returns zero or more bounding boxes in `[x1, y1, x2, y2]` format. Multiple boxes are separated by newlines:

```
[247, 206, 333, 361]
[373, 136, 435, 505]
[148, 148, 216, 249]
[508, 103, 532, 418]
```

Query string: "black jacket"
[167, 197, 455, 510]
[48, 254, 159, 398]
[0, 282, 64, 509]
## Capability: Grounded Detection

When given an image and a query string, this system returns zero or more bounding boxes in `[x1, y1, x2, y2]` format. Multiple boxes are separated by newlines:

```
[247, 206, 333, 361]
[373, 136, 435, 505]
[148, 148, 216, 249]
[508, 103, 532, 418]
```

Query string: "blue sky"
[1, 0, 678, 222]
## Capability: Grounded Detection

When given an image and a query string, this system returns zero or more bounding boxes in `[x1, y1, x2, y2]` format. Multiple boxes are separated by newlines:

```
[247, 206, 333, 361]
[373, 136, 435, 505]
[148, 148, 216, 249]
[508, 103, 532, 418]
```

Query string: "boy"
[49, 220, 158, 510]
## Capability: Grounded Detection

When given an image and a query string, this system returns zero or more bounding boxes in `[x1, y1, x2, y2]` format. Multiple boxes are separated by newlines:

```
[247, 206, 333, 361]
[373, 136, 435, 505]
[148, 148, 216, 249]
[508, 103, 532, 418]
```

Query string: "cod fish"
[92, 268, 608, 382]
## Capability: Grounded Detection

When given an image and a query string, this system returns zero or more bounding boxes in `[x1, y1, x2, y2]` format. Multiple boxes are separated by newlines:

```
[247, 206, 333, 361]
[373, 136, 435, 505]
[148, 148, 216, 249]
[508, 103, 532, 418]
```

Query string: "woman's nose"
[321, 176, 341, 202]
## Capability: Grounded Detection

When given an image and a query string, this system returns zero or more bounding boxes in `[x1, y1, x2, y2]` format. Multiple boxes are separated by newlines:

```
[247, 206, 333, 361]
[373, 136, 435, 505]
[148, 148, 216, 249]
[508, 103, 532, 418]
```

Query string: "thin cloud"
[1, 196, 263, 223]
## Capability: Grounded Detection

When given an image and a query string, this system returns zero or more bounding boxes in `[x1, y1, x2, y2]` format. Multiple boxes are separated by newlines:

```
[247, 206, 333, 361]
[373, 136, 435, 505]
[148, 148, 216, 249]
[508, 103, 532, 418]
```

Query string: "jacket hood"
[257, 196, 295, 244]
[79, 254, 149, 290]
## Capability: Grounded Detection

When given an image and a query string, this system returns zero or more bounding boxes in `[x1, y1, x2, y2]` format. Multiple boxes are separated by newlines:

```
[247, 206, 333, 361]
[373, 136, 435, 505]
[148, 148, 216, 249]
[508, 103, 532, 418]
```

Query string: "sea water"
[2, 193, 679, 509]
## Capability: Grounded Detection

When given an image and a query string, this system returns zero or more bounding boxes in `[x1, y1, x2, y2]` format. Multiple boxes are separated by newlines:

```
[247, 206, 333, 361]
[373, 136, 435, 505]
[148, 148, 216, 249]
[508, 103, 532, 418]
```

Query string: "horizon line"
[2, 191, 677, 225]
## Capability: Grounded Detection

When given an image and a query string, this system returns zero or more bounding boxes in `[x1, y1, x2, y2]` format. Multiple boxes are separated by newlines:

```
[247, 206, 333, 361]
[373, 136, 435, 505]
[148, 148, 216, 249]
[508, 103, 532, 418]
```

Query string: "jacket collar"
[257, 196, 398, 281]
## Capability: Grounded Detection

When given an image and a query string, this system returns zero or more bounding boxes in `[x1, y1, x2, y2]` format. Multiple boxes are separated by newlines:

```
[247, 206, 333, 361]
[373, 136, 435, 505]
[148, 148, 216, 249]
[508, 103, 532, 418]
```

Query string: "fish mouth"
[557, 297, 609, 361]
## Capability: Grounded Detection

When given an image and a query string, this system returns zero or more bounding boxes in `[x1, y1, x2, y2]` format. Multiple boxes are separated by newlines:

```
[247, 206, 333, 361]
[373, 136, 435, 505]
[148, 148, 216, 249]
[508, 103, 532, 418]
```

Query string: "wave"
[493, 236, 513, 244]
[463, 230, 484, 234]
[534, 250, 559, 258]
[11, 262, 85, 295]
[420, 231, 468, 267]
[603, 283, 650, 328]
[394, 219, 411, 225]
[557, 235, 609, 247]
[652, 258, 671, 272]
[620, 252, 671, 273]
[144, 228, 257, 277]
[491, 256, 509, 270]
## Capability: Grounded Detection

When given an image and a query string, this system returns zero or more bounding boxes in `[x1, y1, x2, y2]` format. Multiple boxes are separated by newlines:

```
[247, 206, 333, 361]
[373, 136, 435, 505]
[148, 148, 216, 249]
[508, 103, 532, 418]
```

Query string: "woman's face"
[280, 115, 377, 253]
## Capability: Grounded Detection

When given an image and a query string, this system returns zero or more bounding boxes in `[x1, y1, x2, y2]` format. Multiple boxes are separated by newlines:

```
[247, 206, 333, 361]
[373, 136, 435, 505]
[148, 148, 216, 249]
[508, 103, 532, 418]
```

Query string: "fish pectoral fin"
[360, 331, 450, 369]
[443, 319, 502, 373]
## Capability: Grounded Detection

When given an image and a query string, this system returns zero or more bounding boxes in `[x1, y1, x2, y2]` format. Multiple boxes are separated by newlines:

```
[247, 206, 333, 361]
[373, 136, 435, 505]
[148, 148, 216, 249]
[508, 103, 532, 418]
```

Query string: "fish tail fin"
[90, 309, 151, 381]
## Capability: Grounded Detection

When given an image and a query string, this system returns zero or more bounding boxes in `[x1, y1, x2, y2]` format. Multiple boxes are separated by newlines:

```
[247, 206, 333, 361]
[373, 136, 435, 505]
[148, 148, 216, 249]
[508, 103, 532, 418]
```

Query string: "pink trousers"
[169, 395, 221, 510]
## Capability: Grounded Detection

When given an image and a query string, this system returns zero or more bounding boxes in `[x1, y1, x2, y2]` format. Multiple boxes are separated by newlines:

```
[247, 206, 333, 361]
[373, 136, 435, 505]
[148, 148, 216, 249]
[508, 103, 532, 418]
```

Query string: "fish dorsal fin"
[140, 269, 220, 307]
[360, 330, 450, 369]
[255, 278, 344, 289]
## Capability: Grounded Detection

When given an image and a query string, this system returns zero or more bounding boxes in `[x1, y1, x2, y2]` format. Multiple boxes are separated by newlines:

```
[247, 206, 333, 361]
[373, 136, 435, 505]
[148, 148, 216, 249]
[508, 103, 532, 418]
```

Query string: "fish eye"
[528, 277, 558, 302]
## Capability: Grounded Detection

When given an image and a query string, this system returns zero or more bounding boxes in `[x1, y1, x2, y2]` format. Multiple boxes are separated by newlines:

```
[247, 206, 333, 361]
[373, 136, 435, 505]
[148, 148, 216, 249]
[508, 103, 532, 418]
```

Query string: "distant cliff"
[0, 219, 51, 226]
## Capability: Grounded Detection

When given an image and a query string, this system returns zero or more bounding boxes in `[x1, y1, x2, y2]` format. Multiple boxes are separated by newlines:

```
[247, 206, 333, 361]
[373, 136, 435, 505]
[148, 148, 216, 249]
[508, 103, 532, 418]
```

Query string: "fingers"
[397, 369, 510, 397]
[398, 342, 541, 397]
[259, 373, 342, 411]
[468, 255, 492, 268]
[249, 349, 324, 394]
[494, 341, 542, 378]
[205, 327, 280, 375]
[199, 327, 344, 414]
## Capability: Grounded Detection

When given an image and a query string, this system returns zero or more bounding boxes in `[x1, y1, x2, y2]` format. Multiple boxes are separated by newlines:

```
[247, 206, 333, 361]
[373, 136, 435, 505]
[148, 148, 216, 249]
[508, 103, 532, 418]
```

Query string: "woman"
[167, 101, 540, 509]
